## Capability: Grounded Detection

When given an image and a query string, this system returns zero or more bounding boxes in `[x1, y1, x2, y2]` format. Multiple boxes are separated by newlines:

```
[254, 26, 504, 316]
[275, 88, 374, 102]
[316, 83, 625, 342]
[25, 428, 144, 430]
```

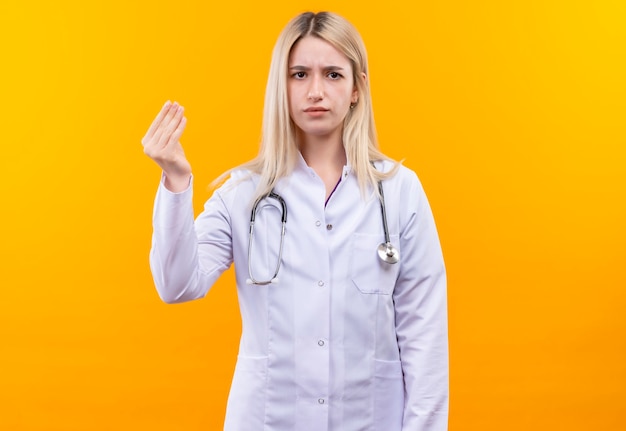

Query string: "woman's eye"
[293, 71, 306, 79]
[328, 72, 341, 79]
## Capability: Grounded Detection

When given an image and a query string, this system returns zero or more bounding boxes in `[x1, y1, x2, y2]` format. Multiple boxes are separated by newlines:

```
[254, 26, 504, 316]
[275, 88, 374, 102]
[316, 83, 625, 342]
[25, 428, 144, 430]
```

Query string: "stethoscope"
[246, 181, 399, 285]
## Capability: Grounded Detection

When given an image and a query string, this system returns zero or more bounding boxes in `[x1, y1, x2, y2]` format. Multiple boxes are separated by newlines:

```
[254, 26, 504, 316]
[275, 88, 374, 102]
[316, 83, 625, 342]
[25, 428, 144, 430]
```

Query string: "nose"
[307, 75, 324, 101]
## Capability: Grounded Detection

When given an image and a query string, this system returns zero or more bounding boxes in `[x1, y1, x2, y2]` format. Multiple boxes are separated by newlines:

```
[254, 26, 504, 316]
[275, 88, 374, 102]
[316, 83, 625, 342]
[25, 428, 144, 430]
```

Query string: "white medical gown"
[149, 155, 448, 430]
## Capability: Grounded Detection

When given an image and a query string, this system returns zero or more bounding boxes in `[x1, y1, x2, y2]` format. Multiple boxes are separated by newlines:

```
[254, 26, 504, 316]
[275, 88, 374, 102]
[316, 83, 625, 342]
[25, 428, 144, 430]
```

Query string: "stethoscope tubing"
[378, 180, 391, 245]
[247, 192, 287, 285]
[246, 179, 400, 285]
[376, 180, 400, 264]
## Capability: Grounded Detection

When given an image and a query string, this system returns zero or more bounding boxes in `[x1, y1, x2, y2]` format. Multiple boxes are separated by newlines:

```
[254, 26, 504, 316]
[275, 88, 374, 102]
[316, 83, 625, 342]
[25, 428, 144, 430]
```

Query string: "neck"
[298, 131, 347, 199]
[299, 133, 346, 171]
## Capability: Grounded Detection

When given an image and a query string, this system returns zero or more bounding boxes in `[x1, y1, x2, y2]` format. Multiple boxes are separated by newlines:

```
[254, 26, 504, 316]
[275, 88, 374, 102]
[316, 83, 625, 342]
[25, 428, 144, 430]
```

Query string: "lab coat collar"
[295, 151, 353, 178]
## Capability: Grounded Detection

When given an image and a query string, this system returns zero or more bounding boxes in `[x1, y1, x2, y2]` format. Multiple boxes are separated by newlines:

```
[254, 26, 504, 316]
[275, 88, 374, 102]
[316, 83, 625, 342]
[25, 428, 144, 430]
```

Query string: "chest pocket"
[350, 233, 400, 295]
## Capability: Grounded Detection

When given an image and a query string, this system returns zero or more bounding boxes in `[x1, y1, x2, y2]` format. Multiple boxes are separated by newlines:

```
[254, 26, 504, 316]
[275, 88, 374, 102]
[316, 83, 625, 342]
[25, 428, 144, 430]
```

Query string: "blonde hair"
[216, 11, 399, 199]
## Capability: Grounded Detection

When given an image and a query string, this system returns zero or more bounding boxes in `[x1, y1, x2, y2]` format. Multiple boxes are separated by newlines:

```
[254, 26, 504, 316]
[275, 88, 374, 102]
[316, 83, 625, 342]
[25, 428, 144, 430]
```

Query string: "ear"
[352, 72, 366, 104]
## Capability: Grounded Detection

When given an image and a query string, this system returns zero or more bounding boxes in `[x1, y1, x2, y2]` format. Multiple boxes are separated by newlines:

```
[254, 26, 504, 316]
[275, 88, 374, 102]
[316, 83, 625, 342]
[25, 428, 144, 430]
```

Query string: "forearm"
[149, 176, 204, 303]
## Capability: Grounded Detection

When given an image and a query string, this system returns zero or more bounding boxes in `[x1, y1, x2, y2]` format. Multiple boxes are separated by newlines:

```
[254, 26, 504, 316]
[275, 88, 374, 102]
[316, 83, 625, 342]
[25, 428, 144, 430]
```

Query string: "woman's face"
[287, 36, 358, 141]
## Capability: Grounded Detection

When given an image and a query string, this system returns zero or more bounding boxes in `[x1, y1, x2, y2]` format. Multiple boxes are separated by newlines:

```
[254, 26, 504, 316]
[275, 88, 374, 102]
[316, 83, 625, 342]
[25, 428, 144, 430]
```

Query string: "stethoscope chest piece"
[377, 241, 400, 264]
[375, 173, 400, 265]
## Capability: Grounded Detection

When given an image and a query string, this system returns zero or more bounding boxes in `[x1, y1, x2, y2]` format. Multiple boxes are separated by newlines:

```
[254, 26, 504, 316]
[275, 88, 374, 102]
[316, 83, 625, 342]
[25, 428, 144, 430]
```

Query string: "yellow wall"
[1, 1, 624, 429]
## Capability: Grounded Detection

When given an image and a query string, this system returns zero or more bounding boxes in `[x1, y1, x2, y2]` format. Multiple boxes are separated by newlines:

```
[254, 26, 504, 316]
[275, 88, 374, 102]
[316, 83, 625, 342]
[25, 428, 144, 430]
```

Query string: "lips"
[304, 107, 329, 112]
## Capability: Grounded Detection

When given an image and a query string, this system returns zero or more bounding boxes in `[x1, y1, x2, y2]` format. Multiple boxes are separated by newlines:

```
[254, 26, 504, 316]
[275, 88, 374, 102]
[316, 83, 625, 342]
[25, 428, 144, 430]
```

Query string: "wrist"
[163, 173, 191, 193]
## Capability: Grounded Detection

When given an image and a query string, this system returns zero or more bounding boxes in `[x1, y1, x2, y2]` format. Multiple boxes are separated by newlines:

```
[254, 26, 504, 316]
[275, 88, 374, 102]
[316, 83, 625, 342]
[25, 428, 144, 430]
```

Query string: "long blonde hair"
[217, 11, 399, 199]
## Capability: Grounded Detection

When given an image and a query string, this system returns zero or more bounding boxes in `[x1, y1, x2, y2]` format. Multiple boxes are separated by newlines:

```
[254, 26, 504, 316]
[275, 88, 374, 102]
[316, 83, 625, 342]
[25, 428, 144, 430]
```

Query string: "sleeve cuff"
[153, 173, 194, 229]
[158, 172, 193, 197]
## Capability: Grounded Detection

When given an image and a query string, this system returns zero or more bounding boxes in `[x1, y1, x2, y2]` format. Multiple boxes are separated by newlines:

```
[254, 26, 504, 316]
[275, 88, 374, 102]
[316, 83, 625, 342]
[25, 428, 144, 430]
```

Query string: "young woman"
[142, 11, 448, 431]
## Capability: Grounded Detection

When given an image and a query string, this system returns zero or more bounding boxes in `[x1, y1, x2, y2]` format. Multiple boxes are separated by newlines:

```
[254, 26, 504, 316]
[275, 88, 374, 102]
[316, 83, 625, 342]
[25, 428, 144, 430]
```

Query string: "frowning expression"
[287, 36, 358, 140]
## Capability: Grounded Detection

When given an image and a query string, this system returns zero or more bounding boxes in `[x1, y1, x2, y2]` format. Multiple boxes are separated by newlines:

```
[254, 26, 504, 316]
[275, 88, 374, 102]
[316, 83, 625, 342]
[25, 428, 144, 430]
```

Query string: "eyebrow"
[288, 65, 346, 71]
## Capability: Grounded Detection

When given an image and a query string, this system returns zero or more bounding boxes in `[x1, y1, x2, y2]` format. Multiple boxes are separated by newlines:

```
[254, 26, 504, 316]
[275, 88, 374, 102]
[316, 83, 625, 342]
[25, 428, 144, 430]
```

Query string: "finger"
[168, 115, 187, 146]
[154, 101, 182, 137]
[155, 103, 183, 140]
[142, 100, 173, 144]
[156, 105, 185, 149]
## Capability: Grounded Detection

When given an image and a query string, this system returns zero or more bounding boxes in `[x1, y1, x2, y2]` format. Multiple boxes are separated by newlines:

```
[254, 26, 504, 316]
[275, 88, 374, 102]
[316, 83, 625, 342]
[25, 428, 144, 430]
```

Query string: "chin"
[296, 123, 341, 138]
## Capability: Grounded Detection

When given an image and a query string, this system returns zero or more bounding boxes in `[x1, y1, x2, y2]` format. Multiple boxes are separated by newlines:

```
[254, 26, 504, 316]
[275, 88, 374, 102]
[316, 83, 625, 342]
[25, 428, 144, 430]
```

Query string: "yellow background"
[1, 0, 624, 430]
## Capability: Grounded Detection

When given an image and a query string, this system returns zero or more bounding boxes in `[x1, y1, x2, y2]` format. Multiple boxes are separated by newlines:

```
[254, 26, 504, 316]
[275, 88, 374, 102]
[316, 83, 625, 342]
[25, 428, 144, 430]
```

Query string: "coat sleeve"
[149, 174, 233, 304]
[393, 172, 449, 430]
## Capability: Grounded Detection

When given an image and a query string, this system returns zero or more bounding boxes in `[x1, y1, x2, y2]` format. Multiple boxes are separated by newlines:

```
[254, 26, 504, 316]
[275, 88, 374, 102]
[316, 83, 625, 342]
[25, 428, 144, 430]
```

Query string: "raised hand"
[142, 101, 192, 192]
